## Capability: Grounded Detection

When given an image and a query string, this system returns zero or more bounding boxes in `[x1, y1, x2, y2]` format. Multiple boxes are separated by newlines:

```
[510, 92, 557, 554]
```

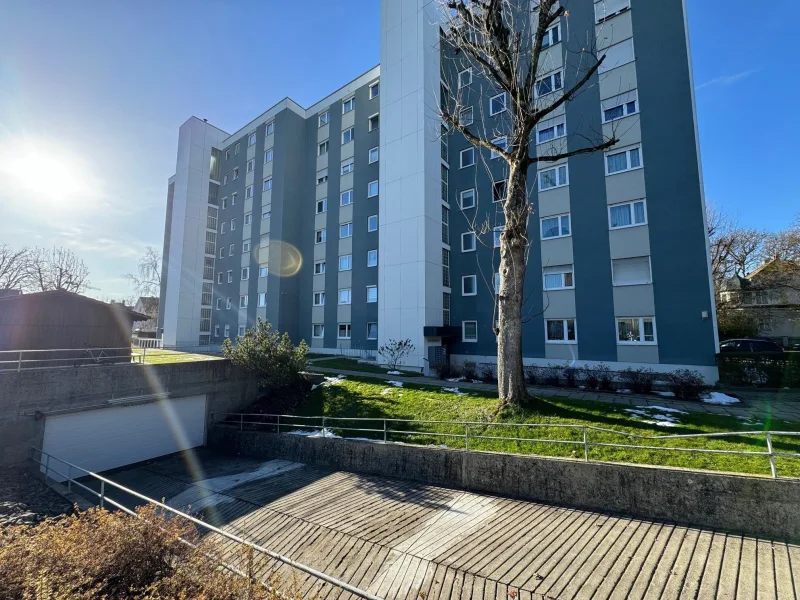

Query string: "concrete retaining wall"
[210, 428, 800, 542]
[0, 361, 258, 465]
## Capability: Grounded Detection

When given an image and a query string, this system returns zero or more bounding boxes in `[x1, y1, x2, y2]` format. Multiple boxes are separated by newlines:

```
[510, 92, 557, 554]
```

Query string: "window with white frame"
[224, 324, 230, 337]
[248, 132, 256, 146]
[258, 293, 266, 307]
[602, 90, 639, 123]
[318, 140, 329, 156]
[612, 256, 652, 286]
[225, 150, 230, 161]
[369, 81, 380, 99]
[490, 137, 507, 159]
[313, 324, 325, 338]
[262, 178, 272, 192]
[537, 119, 566, 143]
[368, 215, 378, 232]
[366, 286, 378, 303]
[338, 324, 352, 339]
[541, 214, 571, 239]
[265, 148, 274, 163]
[315, 229, 326, 244]
[313, 292, 325, 306]
[460, 147, 475, 168]
[215, 324, 220, 336]
[227, 271, 233, 283]
[266, 121, 275, 135]
[229, 243, 235, 254]
[314, 261, 325, 275]
[247, 158, 254, 173]
[223, 173, 229, 185]
[231, 193, 237, 205]
[369, 146, 379, 164]
[595, 0, 631, 22]
[535, 70, 563, 97]
[341, 158, 354, 175]
[494, 273, 500, 294]
[342, 127, 354, 144]
[617, 317, 656, 344]
[226, 297, 232, 310]
[609, 200, 647, 229]
[242, 240, 251, 253]
[259, 265, 268, 278]
[462, 320, 478, 342]
[368, 114, 379, 131]
[316, 198, 327, 214]
[340, 222, 353, 238]
[459, 107, 474, 126]
[233, 167, 239, 180]
[462, 275, 477, 296]
[317, 169, 328, 185]
[339, 254, 352, 271]
[458, 68, 472, 88]
[338, 288, 352, 305]
[546, 318, 577, 343]
[216, 298, 222, 310]
[239, 295, 248, 308]
[219, 247, 225, 258]
[541, 21, 561, 47]
[460, 188, 476, 209]
[538, 164, 569, 190]
[493, 226, 503, 248]
[245, 185, 253, 199]
[340, 190, 353, 206]
[367, 249, 377, 267]
[241, 267, 249, 280]
[493, 180, 507, 202]
[343, 97, 355, 113]
[244, 213, 252, 226]
[318, 111, 330, 127]
[490, 93, 507, 116]
[606, 145, 642, 175]
[368, 180, 379, 197]
[367, 322, 378, 340]
[217, 272, 223, 284]
[222, 197, 228, 209]
[543, 265, 574, 290]
[220, 222, 226, 234]
[234, 143, 240, 155]
[238, 325, 246, 337]
[461, 231, 476, 252]
[598, 38, 635, 74]
[230, 218, 236, 231]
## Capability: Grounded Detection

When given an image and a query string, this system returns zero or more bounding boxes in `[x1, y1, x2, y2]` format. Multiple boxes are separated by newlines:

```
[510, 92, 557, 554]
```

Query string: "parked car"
[719, 338, 785, 353]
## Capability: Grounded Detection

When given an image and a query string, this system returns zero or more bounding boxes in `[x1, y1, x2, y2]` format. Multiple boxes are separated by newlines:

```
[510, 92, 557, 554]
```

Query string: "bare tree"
[0, 245, 30, 291]
[438, 0, 619, 405]
[26, 247, 91, 294]
[124, 247, 162, 297]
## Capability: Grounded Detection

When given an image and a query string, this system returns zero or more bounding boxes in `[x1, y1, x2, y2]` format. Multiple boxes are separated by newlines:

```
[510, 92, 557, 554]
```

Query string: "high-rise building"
[159, 0, 720, 380]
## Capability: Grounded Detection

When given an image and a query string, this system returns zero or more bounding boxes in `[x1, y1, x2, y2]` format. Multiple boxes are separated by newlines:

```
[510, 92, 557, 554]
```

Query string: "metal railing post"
[276, 415, 281, 434]
[583, 427, 589, 462]
[766, 433, 777, 479]
[17, 351, 22, 372]
[383, 420, 387, 443]
[322, 416, 327, 437]
[44, 453, 50, 481]
[67, 464, 72, 491]
[465, 423, 469, 451]
[100, 481, 105, 509]
[240, 414, 244, 431]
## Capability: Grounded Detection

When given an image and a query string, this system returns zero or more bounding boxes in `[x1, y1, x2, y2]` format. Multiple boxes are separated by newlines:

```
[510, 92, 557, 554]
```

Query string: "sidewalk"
[309, 366, 800, 423]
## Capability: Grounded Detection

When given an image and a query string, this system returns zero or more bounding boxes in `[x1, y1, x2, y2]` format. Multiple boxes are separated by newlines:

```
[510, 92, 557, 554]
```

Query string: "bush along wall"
[716, 352, 800, 388]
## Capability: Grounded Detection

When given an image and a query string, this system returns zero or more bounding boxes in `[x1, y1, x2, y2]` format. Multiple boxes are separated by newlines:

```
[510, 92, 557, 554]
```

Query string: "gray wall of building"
[157, 182, 175, 336]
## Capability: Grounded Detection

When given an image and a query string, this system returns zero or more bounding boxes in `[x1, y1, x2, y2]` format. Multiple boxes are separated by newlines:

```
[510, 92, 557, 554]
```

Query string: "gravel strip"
[0, 466, 74, 526]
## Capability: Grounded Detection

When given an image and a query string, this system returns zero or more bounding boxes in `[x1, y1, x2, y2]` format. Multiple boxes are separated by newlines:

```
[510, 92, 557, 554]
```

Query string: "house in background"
[720, 258, 800, 347]
[132, 297, 159, 343]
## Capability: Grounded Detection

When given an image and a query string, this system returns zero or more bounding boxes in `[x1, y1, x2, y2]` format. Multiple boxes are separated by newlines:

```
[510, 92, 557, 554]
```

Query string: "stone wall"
[210, 428, 800, 542]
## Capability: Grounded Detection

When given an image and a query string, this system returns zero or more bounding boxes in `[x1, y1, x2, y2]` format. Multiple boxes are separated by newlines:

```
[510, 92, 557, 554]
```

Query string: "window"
[341, 159, 354, 175]
[441, 123, 449, 162]
[369, 146, 379, 164]
[602, 90, 639, 123]
[458, 107, 474, 126]
[462, 320, 478, 342]
[535, 70, 563, 97]
[368, 215, 378, 232]
[461, 232, 476, 252]
[442, 248, 451, 288]
[317, 169, 328, 185]
[238, 325, 246, 337]
[460, 188, 476, 209]
[493, 180, 507, 202]
[606, 146, 642, 175]
[489, 93, 507, 116]
[245, 185, 253, 199]
[224, 324, 231, 338]
[216, 298, 222, 310]
[239, 295, 248, 308]
[259, 233, 270, 248]
[234, 143, 240, 155]
[313, 292, 325, 306]
[314, 261, 326, 275]
[366, 286, 378, 303]
[205, 231, 216, 255]
[266, 121, 275, 135]
[369, 81, 380, 99]
[215, 324, 220, 336]
[367, 249, 378, 267]
[368, 114, 379, 131]
[225, 297, 232, 310]
[233, 167, 239, 180]
[440, 205, 449, 244]
[231, 193, 237, 205]
[340, 190, 354, 206]
[223, 173, 229, 185]
[247, 158, 254, 172]
[441, 164, 449, 201]
[546, 319, 577, 343]
[258, 293, 266, 307]
[598, 39, 635, 74]
[612, 256, 652, 286]
[537, 120, 566, 144]
[225, 150, 230, 161]
[316, 198, 327, 214]
[313, 324, 325, 338]
[318, 140, 329, 156]
[338, 324, 352, 339]
[541, 214, 571, 239]
[462, 275, 477, 296]
[241, 267, 249, 280]
[222, 197, 228, 209]
[339, 255, 352, 271]
[217, 272, 223, 284]
[458, 68, 472, 88]
[595, 0, 631, 22]
[244, 213, 252, 225]
[243, 240, 251, 253]
[494, 273, 501, 294]
[264, 148, 274, 163]
[493, 226, 503, 248]
[367, 322, 378, 340]
[539, 165, 569, 190]
[460, 147, 475, 168]
[541, 22, 561, 48]
[368, 180, 379, 197]
[609, 200, 647, 229]
[318, 111, 329, 127]
[229, 243, 235, 255]
[315, 229, 327, 244]
[338, 288, 352, 305]
[490, 137, 507, 159]
[262, 178, 272, 191]
[543, 265, 574, 290]
[228, 218, 236, 232]
[343, 97, 355, 113]
[259, 266, 268, 278]
[443, 292, 451, 326]
[219, 247, 225, 259]
[340, 222, 353, 238]
[342, 127, 355, 144]
[220, 221, 226, 235]
[262, 211, 271, 220]
[617, 317, 656, 345]
[227, 271, 233, 283]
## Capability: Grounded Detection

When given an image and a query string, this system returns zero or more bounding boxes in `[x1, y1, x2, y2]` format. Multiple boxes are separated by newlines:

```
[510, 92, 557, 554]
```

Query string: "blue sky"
[0, 0, 797, 299]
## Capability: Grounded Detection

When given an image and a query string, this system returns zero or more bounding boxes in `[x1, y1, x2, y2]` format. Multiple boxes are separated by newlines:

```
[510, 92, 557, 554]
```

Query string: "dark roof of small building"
[0, 289, 149, 321]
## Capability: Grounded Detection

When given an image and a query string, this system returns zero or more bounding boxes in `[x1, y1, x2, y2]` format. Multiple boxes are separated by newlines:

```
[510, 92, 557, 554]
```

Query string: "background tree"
[438, 0, 619, 405]
[124, 246, 162, 297]
[0, 244, 30, 291]
[26, 247, 91, 294]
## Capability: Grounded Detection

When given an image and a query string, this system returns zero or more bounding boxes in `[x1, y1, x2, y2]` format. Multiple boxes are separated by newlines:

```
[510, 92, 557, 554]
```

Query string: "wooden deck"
[79, 450, 800, 599]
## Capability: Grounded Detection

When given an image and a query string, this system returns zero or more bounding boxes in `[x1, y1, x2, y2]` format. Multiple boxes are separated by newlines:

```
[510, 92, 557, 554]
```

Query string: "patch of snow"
[644, 405, 689, 415]
[387, 380, 404, 387]
[288, 428, 341, 438]
[310, 384, 319, 391]
[442, 387, 468, 396]
[387, 371, 402, 375]
[656, 391, 675, 398]
[380, 388, 394, 395]
[650, 414, 679, 424]
[624, 409, 650, 417]
[625, 408, 681, 426]
[702, 392, 741, 405]
[447, 377, 467, 382]
[640, 419, 679, 428]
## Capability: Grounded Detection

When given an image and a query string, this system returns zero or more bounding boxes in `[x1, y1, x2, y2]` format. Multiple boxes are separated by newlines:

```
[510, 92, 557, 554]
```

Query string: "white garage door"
[42, 395, 207, 481]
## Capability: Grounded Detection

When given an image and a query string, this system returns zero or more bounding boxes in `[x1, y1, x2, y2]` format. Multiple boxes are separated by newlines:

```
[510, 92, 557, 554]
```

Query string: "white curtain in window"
[542, 217, 559, 237]
[607, 152, 628, 173]
[610, 204, 632, 227]
[633, 201, 646, 223]
[629, 148, 641, 169]
[544, 273, 563, 289]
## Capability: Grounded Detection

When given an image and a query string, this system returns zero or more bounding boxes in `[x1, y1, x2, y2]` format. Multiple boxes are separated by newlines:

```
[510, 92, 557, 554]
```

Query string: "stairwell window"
[245, 186, 253, 199]
[609, 200, 647, 229]
[490, 137, 507, 159]
[460, 147, 475, 168]
[241, 267, 249, 280]
[606, 145, 642, 175]
[318, 111, 329, 127]
[458, 68, 472, 88]
[368, 215, 378, 232]
[369, 147, 379, 164]
[367, 323, 378, 340]
[462, 275, 477, 296]
[617, 317, 657, 345]
[242, 240, 250, 253]
[233, 167, 239, 180]
[460, 188, 476, 209]
[489, 92, 507, 116]
[461, 232, 476, 252]
[369, 81, 380, 99]
[493, 180, 507, 202]
[541, 214, 571, 239]
[459, 107, 474, 126]
[226, 298, 232, 310]
[239, 295, 248, 308]
[539, 165, 569, 190]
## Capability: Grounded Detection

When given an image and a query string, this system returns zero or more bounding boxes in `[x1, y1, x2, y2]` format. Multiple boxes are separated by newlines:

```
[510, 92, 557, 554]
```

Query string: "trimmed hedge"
[716, 352, 800, 388]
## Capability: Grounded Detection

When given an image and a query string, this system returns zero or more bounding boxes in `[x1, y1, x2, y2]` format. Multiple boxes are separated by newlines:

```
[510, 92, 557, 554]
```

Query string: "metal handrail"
[29, 447, 384, 600]
[0, 346, 224, 372]
[211, 412, 800, 479]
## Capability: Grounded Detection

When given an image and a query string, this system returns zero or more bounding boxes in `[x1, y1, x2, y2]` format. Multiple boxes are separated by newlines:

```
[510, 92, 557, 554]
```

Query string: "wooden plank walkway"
[80, 450, 799, 599]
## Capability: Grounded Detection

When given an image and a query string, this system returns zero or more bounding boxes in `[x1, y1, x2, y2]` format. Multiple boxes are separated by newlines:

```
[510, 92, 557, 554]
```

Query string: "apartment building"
[159, 0, 720, 379]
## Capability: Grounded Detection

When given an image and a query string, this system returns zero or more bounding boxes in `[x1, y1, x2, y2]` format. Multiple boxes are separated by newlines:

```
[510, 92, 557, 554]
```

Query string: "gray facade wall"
[156, 181, 175, 336]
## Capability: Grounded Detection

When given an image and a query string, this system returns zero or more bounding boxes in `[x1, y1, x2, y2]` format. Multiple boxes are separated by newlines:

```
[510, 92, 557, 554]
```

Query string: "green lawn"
[308, 357, 424, 377]
[294, 376, 800, 478]
[136, 349, 223, 365]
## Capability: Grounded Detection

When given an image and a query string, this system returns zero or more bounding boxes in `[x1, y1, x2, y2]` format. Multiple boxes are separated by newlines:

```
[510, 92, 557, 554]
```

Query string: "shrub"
[462, 361, 478, 380]
[524, 366, 538, 385]
[479, 363, 497, 384]
[666, 369, 709, 400]
[564, 366, 578, 388]
[540, 364, 562, 387]
[378, 338, 415, 370]
[434, 361, 457, 380]
[620, 367, 657, 394]
[582, 364, 613, 391]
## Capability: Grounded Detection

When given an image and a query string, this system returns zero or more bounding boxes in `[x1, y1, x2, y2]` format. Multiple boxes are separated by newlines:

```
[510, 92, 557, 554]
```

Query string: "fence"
[211, 412, 800, 479]
[29, 447, 383, 600]
[133, 337, 163, 349]
[716, 351, 800, 388]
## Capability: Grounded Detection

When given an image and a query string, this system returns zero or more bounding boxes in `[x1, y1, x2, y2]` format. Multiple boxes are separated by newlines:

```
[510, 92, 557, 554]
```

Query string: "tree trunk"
[496, 162, 530, 405]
